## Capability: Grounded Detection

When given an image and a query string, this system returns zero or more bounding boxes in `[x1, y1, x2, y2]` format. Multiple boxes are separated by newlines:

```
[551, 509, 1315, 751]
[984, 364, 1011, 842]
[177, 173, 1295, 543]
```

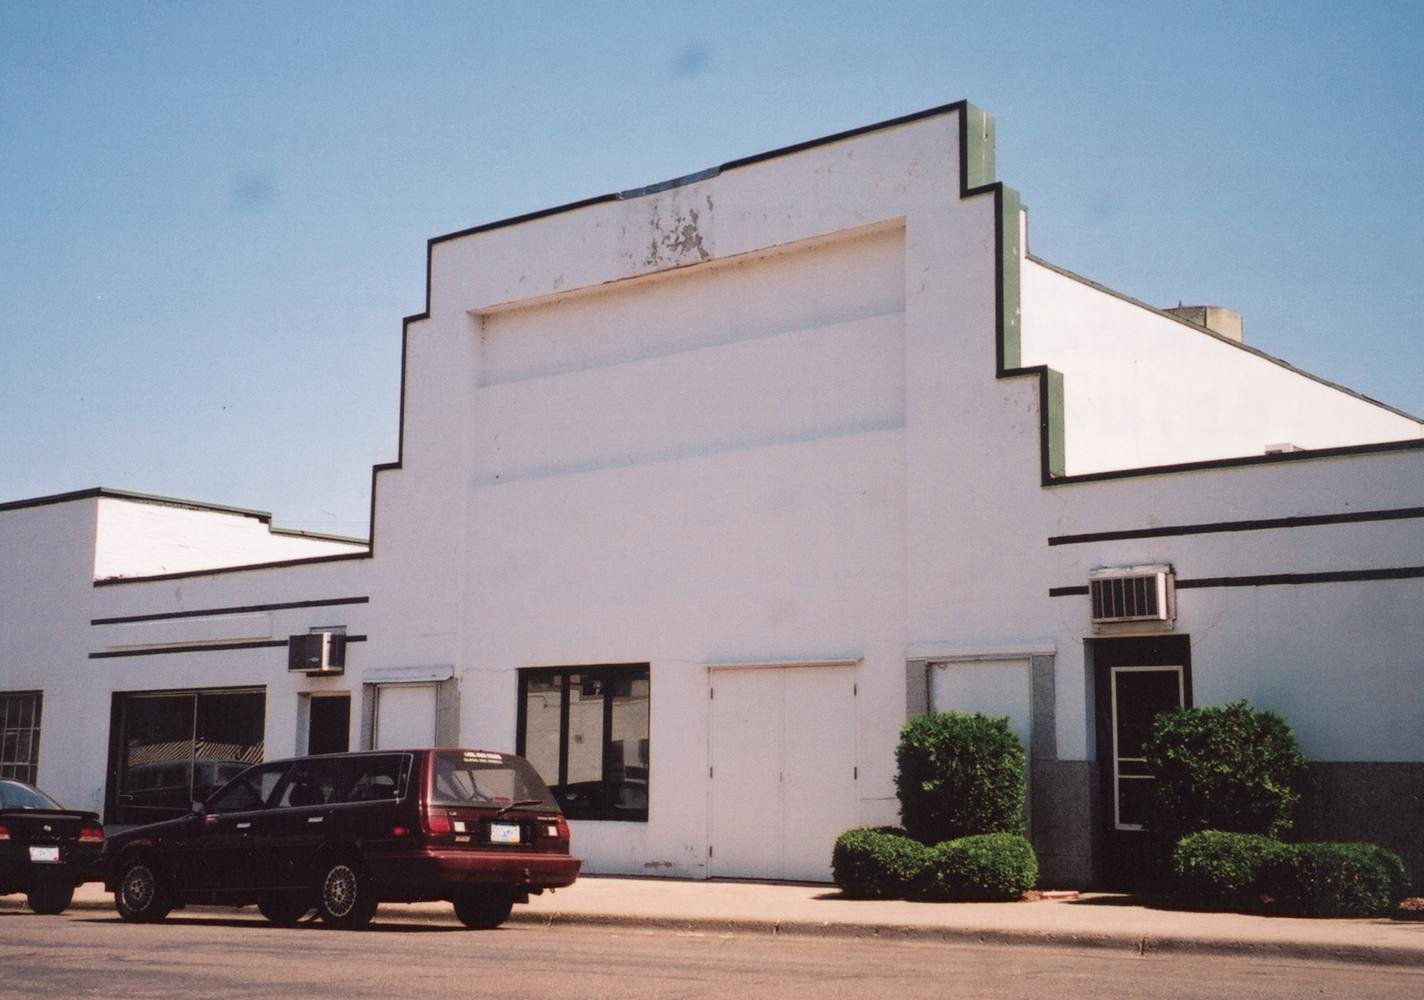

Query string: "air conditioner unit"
[288, 632, 346, 675]
[1089, 566, 1175, 628]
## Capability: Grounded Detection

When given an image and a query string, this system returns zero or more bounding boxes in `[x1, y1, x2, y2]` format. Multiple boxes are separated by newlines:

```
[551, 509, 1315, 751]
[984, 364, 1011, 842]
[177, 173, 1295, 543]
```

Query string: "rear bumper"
[367, 849, 581, 900]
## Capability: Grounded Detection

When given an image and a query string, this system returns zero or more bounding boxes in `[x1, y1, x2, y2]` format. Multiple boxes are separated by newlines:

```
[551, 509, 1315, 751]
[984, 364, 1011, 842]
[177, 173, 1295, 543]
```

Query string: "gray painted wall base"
[1296, 761, 1423, 894]
[1030, 759, 1098, 888]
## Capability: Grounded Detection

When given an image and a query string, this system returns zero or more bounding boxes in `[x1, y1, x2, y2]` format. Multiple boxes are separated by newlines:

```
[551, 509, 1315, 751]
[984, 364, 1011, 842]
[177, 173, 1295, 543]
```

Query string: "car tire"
[258, 892, 313, 926]
[453, 886, 515, 929]
[27, 872, 75, 915]
[115, 857, 172, 923]
[315, 858, 378, 929]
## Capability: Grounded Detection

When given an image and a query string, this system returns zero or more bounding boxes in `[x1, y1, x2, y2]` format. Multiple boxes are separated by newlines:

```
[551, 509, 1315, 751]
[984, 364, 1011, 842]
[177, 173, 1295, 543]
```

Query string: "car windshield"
[0, 780, 63, 810]
[430, 751, 559, 811]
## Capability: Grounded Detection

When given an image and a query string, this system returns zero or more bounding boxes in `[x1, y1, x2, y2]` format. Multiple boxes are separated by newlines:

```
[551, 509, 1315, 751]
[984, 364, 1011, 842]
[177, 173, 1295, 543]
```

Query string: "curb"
[504, 909, 1424, 967]
[25, 893, 1424, 968]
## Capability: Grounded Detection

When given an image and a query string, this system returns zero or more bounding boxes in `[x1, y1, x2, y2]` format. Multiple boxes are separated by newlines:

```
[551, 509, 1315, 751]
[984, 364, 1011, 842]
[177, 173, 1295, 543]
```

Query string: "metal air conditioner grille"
[1090, 571, 1170, 624]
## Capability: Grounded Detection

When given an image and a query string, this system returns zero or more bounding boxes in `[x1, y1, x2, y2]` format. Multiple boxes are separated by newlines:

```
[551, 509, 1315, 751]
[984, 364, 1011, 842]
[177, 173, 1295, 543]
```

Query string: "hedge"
[895, 712, 1026, 844]
[1171, 831, 1409, 917]
[915, 833, 1039, 902]
[1261, 842, 1408, 917]
[1143, 700, 1304, 840]
[831, 827, 928, 899]
[1171, 831, 1285, 910]
[831, 828, 1037, 902]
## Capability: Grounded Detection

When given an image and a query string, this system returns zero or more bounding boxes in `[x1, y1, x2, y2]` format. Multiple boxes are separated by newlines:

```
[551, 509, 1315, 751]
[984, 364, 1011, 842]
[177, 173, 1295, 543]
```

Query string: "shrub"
[1143, 700, 1305, 840]
[831, 827, 928, 899]
[1261, 842, 1409, 917]
[895, 712, 1025, 844]
[915, 833, 1038, 902]
[1171, 830, 1285, 911]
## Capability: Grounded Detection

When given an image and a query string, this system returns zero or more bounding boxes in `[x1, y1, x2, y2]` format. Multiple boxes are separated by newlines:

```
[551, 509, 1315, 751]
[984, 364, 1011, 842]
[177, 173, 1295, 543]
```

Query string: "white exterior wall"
[1045, 447, 1424, 763]
[0, 499, 105, 810]
[94, 496, 366, 580]
[369, 111, 1004, 877]
[1021, 257, 1422, 475]
[3, 103, 1419, 884]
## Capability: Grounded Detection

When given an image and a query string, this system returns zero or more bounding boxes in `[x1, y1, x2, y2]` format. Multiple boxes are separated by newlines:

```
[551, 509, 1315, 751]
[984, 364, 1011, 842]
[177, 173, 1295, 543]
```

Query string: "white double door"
[708, 665, 858, 882]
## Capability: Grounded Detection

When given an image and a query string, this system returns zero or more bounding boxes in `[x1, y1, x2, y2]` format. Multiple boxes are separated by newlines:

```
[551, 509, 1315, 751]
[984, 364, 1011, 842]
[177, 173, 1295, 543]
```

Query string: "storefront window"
[516, 665, 649, 821]
[109, 688, 265, 824]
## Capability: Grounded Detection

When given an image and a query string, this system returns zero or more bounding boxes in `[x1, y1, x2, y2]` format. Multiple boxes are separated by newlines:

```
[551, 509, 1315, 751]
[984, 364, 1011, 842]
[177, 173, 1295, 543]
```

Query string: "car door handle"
[236, 822, 252, 830]
[307, 816, 324, 824]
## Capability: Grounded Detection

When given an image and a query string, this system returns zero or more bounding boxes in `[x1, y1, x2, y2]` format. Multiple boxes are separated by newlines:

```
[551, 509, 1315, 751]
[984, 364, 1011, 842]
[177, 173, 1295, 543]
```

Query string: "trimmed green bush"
[895, 712, 1026, 844]
[1171, 830, 1284, 911]
[1261, 842, 1409, 917]
[1143, 700, 1305, 840]
[831, 827, 929, 899]
[915, 833, 1038, 901]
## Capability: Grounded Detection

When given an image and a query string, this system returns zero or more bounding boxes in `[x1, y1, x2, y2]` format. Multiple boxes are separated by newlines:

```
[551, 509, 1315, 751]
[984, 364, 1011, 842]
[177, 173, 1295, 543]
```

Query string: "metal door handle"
[236, 822, 252, 829]
[307, 816, 324, 824]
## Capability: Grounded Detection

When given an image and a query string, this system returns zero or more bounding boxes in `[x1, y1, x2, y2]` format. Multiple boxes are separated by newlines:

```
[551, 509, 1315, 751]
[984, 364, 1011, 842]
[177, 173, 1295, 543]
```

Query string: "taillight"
[79, 826, 104, 844]
[556, 816, 570, 840]
[0, 824, 9, 841]
[423, 810, 451, 835]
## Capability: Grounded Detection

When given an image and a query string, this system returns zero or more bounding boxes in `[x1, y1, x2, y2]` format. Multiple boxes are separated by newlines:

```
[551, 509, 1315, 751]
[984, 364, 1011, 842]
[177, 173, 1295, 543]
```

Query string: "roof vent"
[1164, 305, 1243, 344]
[1089, 566, 1175, 628]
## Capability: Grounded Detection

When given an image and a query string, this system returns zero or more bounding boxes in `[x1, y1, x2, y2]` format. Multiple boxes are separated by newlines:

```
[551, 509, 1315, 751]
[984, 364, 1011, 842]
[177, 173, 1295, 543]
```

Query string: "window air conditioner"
[288, 632, 346, 675]
[1089, 566, 1175, 628]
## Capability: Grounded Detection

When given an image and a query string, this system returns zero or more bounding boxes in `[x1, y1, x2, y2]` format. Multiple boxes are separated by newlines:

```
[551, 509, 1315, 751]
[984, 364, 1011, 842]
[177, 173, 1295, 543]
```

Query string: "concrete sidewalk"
[47, 877, 1424, 967]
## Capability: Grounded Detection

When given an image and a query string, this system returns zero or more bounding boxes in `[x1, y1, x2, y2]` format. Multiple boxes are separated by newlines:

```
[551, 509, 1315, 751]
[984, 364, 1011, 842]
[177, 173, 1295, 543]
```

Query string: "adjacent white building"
[3, 103, 1420, 888]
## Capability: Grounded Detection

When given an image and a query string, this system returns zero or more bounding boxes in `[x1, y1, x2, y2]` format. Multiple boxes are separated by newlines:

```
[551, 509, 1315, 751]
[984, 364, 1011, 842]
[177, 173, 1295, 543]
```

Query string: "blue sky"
[3, 1, 1421, 534]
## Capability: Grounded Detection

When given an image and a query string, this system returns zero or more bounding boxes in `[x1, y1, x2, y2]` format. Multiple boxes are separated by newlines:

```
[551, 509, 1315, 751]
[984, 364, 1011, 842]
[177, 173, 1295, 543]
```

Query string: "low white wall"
[1021, 258, 1421, 475]
[94, 496, 366, 580]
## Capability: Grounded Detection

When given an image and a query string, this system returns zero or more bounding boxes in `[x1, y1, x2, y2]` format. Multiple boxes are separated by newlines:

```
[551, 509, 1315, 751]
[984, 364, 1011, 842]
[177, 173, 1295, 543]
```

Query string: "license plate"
[488, 822, 521, 845]
[29, 845, 61, 863]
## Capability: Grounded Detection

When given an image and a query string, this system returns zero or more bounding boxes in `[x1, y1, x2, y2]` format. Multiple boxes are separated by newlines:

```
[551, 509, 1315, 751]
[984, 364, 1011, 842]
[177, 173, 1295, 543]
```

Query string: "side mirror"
[190, 799, 206, 815]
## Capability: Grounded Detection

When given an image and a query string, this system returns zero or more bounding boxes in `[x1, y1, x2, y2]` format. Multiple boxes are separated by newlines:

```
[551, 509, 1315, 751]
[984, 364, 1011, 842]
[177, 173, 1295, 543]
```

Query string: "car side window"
[207, 763, 289, 813]
[339, 755, 405, 803]
[275, 760, 340, 808]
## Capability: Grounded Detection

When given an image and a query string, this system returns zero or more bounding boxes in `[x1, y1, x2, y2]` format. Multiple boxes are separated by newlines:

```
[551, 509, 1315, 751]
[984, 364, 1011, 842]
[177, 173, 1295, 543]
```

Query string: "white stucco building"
[3, 103, 1420, 888]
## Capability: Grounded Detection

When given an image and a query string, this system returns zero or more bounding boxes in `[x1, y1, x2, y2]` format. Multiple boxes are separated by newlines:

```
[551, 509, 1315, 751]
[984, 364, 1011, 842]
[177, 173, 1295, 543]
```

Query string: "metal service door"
[708, 665, 857, 881]
[373, 684, 437, 749]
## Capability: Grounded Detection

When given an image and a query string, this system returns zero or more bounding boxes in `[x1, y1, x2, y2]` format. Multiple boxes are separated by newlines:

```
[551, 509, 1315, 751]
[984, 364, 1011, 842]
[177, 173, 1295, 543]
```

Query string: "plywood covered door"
[708, 665, 857, 881]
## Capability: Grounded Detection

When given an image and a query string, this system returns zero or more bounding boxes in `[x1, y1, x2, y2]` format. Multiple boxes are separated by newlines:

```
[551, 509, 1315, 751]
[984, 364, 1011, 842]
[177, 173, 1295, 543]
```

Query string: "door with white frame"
[708, 663, 858, 881]
[1090, 635, 1192, 889]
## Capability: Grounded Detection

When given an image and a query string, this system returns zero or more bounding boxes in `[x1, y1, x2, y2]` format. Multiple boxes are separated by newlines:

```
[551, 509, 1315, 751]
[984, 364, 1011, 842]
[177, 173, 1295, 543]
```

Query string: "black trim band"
[1048, 506, 1424, 546]
[92, 596, 370, 626]
[89, 635, 367, 660]
[1176, 567, 1424, 589]
[1050, 566, 1424, 596]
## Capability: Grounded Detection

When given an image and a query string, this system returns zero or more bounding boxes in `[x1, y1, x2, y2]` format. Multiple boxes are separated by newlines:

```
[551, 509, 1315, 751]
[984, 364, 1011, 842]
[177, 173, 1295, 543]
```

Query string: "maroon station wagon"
[101, 748, 580, 929]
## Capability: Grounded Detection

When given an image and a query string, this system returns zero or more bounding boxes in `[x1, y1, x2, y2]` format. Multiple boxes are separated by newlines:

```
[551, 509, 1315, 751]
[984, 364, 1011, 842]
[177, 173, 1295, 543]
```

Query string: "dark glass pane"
[193, 691, 265, 802]
[522, 675, 563, 792]
[607, 672, 650, 819]
[275, 759, 340, 808]
[119, 694, 195, 820]
[339, 754, 407, 803]
[210, 762, 290, 812]
[1118, 776, 1154, 827]
[565, 674, 606, 795]
[1113, 670, 1181, 758]
[431, 750, 557, 809]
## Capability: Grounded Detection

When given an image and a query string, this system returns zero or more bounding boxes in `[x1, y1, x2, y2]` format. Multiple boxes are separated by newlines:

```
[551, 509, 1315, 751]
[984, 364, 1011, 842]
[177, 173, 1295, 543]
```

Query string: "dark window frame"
[516, 664, 649, 823]
[0, 691, 42, 785]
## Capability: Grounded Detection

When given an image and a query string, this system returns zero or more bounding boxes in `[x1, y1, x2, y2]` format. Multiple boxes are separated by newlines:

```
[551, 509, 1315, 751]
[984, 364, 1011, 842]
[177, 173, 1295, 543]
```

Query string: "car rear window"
[430, 751, 559, 811]
[0, 780, 61, 810]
